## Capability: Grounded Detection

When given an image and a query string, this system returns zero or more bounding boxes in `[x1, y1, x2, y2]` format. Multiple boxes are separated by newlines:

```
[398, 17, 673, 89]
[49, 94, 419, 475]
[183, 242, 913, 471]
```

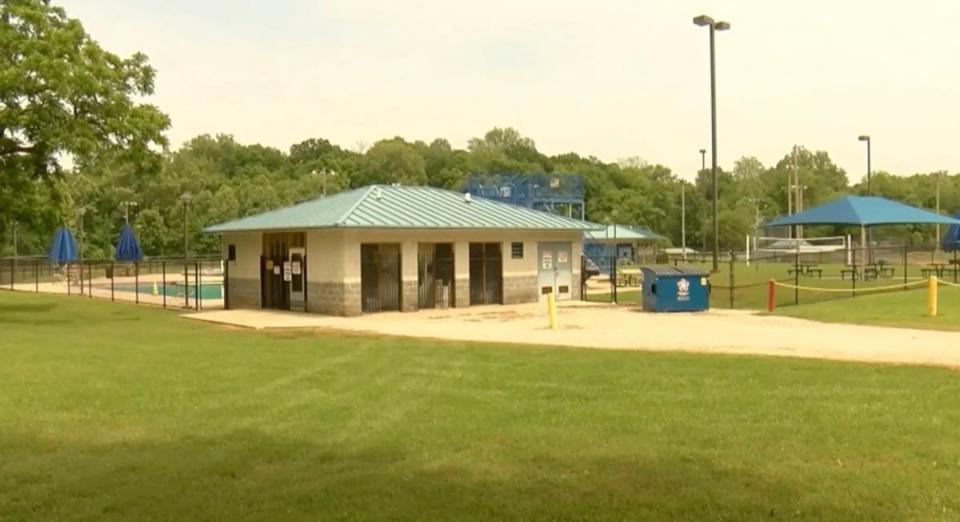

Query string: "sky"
[60, 0, 960, 182]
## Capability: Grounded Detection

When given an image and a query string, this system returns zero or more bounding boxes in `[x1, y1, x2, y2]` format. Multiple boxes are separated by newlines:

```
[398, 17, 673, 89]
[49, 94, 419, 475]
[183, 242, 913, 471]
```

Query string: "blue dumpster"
[640, 266, 710, 312]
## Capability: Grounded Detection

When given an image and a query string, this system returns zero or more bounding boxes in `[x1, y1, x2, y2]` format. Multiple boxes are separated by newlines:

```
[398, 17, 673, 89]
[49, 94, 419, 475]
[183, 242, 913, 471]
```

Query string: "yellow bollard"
[152, 281, 159, 296]
[547, 292, 558, 330]
[928, 276, 938, 317]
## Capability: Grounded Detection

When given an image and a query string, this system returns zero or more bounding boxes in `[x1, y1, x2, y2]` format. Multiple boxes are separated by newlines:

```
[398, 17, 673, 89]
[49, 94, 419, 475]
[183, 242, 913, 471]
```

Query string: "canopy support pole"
[860, 226, 867, 267]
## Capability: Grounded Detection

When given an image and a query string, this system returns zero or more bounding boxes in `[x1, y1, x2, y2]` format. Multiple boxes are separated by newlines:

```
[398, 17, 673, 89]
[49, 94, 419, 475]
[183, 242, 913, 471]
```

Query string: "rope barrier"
[772, 279, 927, 294]
[936, 278, 960, 289]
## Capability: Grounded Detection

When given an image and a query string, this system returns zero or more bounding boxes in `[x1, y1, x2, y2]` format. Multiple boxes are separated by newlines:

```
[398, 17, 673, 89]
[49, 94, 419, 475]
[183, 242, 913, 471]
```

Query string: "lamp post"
[681, 183, 687, 262]
[180, 192, 193, 260]
[76, 207, 88, 260]
[122, 201, 138, 224]
[858, 135, 872, 195]
[694, 15, 730, 272]
[312, 168, 338, 197]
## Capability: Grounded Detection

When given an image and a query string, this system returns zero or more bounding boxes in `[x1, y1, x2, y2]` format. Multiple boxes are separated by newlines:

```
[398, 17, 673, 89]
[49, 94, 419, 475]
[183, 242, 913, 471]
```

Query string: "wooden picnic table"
[788, 263, 822, 278]
[923, 262, 950, 278]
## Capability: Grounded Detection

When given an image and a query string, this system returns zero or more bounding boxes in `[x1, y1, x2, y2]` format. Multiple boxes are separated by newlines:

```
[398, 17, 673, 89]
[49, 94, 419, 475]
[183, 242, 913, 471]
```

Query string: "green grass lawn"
[776, 283, 960, 331]
[2, 291, 960, 520]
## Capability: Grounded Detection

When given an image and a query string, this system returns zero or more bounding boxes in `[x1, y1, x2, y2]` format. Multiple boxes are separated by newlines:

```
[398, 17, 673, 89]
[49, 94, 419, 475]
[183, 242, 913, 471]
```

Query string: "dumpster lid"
[640, 265, 710, 277]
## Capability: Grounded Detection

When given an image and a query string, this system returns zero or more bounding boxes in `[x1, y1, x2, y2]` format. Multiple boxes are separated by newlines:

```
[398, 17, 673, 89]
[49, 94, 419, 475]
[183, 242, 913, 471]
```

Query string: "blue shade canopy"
[114, 223, 143, 262]
[768, 196, 960, 227]
[48, 227, 78, 264]
[942, 213, 960, 252]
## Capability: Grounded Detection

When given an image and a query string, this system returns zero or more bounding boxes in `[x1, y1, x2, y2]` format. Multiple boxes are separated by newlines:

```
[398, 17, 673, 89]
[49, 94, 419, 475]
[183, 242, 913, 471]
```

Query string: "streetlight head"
[699, 148, 706, 155]
[180, 192, 193, 203]
[858, 135, 870, 142]
[693, 15, 714, 27]
[714, 21, 731, 31]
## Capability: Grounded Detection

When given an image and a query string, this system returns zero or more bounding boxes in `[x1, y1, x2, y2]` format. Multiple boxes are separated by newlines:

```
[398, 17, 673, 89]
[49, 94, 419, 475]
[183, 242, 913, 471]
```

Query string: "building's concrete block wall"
[223, 228, 584, 315]
[222, 232, 262, 309]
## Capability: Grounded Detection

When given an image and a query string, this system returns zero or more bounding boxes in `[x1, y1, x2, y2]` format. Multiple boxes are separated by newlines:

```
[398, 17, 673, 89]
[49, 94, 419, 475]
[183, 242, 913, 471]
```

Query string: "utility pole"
[180, 193, 193, 260]
[122, 201, 138, 224]
[936, 171, 943, 250]
[681, 184, 687, 262]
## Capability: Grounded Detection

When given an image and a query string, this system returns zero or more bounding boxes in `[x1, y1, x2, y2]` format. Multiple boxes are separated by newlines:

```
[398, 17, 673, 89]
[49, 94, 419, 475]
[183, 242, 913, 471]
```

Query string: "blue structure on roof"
[769, 196, 960, 227]
[48, 227, 78, 265]
[942, 213, 960, 251]
[114, 223, 143, 262]
[465, 173, 585, 219]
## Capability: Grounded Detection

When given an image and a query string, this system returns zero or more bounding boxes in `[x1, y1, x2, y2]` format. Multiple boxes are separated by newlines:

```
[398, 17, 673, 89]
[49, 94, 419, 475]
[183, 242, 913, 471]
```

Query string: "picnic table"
[865, 262, 895, 279]
[617, 268, 643, 287]
[788, 263, 822, 278]
[922, 262, 949, 278]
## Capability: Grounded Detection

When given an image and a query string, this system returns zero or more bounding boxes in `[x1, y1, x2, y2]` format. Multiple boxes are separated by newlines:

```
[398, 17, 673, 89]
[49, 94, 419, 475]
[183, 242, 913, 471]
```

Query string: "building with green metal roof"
[204, 185, 602, 316]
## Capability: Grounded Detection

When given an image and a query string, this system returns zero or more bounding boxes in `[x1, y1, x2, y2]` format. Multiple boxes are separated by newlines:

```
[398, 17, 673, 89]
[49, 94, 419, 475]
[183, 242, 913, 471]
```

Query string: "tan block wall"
[221, 232, 262, 309]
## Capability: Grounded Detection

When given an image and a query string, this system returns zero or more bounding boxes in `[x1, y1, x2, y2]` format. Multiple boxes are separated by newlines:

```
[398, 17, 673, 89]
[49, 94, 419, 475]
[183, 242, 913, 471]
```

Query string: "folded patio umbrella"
[48, 227, 78, 265]
[114, 223, 144, 262]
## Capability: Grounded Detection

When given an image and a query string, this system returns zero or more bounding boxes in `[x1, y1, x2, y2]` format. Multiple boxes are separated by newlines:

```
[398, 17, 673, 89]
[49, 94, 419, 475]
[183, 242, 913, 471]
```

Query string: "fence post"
[851, 246, 857, 298]
[34, 261, 39, 293]
[197, 261, 202, 310]
[928, 276, 938, 317]
[135, 262, 140, 304]
[611, 257, 617, 304]
[111, 262, 115, 301]
[767, 279, 776, 312]
[67, 263, 71, 295]
[88, 262, 92, 298]
[184, 262, 189, 309]
[195, 261, 200, 311]
[162, 261, 167, 308]
[794, 250, 799, 305]
[903, 243, 908, 289]
[728, 254, 735, 309]
[9, 258, 13, 290]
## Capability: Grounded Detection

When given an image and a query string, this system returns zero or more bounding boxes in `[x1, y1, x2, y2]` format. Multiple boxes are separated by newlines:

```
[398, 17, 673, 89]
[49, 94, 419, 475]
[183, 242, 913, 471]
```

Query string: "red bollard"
[767, 279, 776, 313]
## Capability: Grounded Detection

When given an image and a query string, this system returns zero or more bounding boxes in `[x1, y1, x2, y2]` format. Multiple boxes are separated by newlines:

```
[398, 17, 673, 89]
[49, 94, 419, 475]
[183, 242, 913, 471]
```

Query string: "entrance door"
[538, 242, 573, 300]
[469, 243, 502, 305]
[418, 243, 454, 309]
[361, 244, 402, 313]
[289, 247, 306, 312]
[261, 232, 305, 310]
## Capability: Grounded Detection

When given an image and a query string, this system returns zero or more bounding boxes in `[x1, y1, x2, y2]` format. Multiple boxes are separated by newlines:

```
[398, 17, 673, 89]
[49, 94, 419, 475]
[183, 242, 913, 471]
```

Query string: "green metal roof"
[584, 224, 665, 242]
[204, 185, 602, 233]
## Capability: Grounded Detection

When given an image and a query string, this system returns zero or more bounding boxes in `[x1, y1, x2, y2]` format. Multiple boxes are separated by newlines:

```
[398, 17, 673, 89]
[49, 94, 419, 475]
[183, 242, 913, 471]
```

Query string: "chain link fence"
[582, 242, 957, 310]
[0, 256, 225, 311]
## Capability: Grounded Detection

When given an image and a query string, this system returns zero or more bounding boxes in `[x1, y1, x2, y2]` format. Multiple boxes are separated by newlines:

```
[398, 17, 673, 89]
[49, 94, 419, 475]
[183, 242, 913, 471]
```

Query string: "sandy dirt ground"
[185, 302, 960, 368]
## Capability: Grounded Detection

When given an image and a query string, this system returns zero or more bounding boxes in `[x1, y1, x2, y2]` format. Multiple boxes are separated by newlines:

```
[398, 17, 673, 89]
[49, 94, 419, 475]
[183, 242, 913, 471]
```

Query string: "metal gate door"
[469, 243, 502, 305]
[418, 243, 454, 309]
[538, 242, 573, 300]
[361, 244, 401, 313]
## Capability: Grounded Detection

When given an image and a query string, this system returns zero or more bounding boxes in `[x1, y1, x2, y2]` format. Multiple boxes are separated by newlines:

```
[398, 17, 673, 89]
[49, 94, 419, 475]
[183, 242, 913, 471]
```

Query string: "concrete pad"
[183, 302, 960, 368]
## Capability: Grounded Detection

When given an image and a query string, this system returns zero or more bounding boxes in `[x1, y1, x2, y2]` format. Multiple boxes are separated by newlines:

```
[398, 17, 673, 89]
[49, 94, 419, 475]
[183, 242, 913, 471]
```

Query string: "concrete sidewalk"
[183, 302, 960, 368]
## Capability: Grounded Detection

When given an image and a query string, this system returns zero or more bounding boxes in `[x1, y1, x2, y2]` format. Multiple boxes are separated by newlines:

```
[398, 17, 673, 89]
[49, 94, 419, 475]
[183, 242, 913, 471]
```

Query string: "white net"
[753, 236, 847, 254]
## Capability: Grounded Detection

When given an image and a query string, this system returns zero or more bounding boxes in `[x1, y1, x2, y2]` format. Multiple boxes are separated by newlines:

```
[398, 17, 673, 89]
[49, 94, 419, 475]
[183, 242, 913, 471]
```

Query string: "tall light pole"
[180, 192, 193, 260]
[122, 201, 138, 224]
[681, 182, 687, 262]
[312, 168, 338, 197]
[694, 14, 730, 272]
[858, 135, 872, 195]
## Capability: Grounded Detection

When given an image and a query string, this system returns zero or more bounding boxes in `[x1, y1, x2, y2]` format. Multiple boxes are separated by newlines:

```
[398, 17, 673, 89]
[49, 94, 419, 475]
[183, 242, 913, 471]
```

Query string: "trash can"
[640, 266, 710, 312]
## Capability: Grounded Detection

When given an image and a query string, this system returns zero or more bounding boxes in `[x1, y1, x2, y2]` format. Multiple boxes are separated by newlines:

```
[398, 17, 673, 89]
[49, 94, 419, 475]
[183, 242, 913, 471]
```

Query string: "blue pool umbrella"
[114, 223, 143, 262]
[48, 227, 78, 264]
[942, 213, 960, 252]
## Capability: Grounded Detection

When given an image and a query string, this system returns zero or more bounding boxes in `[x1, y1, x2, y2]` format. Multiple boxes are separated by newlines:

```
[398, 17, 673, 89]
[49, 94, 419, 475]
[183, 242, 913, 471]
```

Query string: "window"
[227, 244, 237, 261]
[511, 242, 524, 259]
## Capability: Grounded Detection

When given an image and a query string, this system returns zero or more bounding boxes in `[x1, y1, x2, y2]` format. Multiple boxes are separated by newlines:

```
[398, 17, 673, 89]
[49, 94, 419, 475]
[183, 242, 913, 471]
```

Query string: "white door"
[538, 242, 573, 301]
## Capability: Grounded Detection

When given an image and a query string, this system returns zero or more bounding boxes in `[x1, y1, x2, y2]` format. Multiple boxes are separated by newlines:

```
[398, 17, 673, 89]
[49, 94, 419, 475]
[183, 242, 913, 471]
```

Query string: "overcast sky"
[61, 0, 960, 182]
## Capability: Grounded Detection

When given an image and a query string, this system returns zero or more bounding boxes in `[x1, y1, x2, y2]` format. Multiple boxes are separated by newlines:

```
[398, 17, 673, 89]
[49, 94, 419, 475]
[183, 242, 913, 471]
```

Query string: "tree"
[356, 138, 427, 186]
[0, 0, 169, 237]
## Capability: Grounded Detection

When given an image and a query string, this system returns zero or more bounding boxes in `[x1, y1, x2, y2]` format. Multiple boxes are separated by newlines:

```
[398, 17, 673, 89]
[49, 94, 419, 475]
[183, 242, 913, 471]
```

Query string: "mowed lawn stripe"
[1, 291, 959, 521]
